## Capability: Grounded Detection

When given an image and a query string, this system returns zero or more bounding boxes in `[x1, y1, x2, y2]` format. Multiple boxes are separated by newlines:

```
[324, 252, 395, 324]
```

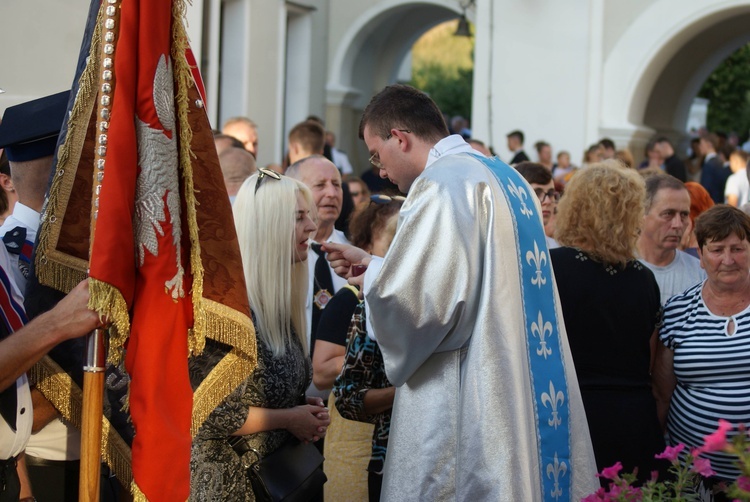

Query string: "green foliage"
[406, 19, 474, 121]
[698, 43, 750, 136]
[410, 64, 473, 119]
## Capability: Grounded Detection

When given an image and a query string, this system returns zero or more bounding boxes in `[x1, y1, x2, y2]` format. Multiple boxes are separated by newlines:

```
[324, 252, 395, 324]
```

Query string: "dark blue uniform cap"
[0, 90, 70, 162]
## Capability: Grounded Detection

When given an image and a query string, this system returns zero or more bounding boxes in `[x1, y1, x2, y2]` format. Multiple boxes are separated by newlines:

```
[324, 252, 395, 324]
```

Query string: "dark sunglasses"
[255, 167, 281, 194]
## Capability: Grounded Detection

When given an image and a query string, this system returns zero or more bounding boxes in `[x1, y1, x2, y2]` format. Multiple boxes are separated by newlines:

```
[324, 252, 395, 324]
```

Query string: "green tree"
[410, 64, 473, 119]
[698, 43, 750, 136]
[406, 20, 474, 122]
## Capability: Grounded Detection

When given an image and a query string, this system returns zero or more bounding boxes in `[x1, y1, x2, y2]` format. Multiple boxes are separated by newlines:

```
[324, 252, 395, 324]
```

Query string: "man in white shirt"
[0, 275, 99, 501]
[725, 149, 749, 207]
[638, 173, 706, 304]
[325, 131, 353, 175]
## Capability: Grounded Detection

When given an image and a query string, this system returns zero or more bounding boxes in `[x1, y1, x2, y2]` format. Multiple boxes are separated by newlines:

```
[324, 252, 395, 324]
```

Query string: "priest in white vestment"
[325, 84, 598, 501]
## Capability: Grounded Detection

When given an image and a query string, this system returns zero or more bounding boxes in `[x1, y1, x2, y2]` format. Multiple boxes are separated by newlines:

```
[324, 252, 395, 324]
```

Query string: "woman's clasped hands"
[287, 396, 330, 444]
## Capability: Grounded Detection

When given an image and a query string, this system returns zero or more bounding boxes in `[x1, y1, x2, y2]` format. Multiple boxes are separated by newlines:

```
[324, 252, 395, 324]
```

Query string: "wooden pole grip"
[79, 371, 104, 501]
[79, 328, 106, 502]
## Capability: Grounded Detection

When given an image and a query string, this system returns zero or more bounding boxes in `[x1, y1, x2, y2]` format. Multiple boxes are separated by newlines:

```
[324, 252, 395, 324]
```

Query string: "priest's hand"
[321, 242, 371, 279]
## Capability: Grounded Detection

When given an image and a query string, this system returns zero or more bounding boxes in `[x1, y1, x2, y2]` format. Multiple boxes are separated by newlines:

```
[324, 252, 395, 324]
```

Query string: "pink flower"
[691, 457, 716, 477]
[581, 489, 606, 502]
[655, 443, 686, 463]
[699, 419, 733, 454]
[737, 476, 750, 492]
[597, 462, 623, 480]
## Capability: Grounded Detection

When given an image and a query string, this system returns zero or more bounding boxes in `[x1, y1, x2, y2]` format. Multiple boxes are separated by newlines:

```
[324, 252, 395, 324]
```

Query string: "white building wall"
[4, 0, 750, 171]
[473, 0, 596, 164]
[0, 0, 204, 111]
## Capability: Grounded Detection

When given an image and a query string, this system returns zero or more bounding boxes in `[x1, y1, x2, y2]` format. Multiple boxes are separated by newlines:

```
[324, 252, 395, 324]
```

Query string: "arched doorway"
[325, 0, 465, 173]
[601, 0, 750, 158]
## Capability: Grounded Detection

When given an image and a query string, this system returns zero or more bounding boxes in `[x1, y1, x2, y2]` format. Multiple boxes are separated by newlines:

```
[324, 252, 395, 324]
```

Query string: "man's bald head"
[219, 147, 257, 197]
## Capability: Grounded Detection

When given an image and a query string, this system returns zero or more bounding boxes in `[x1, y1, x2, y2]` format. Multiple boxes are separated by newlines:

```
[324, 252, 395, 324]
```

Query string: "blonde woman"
[190, 170, 331, 501]
[550, 160, 666, 482]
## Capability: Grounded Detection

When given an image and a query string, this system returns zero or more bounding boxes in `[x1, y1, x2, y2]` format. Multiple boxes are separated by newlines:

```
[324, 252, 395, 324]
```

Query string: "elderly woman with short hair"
[654, 204, 750, 493]
[550, 160, 666, 482]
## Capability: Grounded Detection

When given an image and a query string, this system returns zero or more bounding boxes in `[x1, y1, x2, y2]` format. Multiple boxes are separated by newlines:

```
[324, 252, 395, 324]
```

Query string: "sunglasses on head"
[370, 194, 406, 205]
[254, 167, 281, 194]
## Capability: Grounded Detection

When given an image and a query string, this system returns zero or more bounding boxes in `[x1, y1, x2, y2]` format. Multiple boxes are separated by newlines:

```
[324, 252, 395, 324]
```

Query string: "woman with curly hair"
[551, 160, 666, 483]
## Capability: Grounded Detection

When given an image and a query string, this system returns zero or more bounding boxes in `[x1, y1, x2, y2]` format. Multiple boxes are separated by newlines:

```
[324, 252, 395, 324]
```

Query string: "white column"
[477, 0, 595, 165]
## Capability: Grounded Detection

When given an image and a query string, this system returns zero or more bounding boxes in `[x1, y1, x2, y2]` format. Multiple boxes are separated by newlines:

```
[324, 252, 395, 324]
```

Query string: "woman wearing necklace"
[550, 160, 666, 483]
[654, 204, 750, 497]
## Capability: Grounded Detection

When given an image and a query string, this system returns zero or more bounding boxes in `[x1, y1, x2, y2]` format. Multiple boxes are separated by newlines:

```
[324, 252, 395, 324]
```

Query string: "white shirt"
[0, 246, 32, 459]
[330, 148, 353, 175]
[0, 202, 41, 294]
[639, 250, 706, 305]
[0, 203, 81, 460]
[725, 169, 750, 206]
[0, 375, 32, 459]
[306, 229, 349, 399]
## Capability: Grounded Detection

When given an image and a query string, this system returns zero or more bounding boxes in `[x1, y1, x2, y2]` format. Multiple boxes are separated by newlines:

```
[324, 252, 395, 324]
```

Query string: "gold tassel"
[88, 278, 131, 365]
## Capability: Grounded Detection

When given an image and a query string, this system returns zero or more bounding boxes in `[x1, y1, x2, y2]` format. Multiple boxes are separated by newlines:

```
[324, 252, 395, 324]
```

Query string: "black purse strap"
[228, 435, 261, 465]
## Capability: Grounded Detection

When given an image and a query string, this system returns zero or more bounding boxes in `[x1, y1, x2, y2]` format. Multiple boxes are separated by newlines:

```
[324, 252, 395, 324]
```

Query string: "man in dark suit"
[699, 132, 730, 203]
[506, 130, 529, 165]
[655, 137, 688, 182]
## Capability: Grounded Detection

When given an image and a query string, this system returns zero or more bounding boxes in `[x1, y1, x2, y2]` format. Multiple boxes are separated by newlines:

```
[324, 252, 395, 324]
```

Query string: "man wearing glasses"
[324, 85, 597, 500]
[515, 161, 561, 249]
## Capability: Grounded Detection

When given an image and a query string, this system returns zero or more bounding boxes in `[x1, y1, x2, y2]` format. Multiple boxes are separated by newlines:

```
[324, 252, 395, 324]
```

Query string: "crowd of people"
[2, 81, 750, 502]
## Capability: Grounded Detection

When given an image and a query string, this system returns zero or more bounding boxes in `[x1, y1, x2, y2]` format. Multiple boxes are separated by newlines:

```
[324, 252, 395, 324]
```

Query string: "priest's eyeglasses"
[534, 188, 560, 203]
[368, 129, 411, 169]
[255, 167, 281, 194]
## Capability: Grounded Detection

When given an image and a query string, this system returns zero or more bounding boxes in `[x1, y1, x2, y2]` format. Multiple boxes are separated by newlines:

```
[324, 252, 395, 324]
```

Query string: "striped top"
[660, 281, 750, 480]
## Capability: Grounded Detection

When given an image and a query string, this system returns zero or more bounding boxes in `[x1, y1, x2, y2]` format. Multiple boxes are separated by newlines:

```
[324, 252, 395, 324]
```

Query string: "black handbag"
[229, 435, 327, 502]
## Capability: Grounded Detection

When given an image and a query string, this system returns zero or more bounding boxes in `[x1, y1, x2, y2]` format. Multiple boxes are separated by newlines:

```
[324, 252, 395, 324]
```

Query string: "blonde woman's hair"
[555, 159, 645, 265]
[233, 173, 313, 357]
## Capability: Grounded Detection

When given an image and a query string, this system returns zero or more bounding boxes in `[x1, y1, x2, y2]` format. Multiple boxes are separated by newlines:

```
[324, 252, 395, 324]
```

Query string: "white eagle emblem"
[134, 54, 184, 300]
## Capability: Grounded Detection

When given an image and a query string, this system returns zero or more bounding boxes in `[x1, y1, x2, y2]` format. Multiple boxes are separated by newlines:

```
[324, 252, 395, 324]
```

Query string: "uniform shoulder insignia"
[3, 226, 27, 255]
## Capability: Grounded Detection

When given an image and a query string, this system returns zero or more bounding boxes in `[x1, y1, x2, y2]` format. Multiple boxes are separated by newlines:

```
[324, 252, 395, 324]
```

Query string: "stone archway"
[325, 0, 464, 173]
[600, 0, 750, 157]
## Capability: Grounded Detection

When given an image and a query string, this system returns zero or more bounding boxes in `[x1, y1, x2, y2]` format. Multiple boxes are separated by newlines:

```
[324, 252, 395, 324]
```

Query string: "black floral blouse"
[189, 326, 311, 501]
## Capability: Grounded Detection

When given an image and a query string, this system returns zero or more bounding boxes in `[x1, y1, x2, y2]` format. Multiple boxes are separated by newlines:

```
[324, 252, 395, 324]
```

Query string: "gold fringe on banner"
[88, 278, 132, 365]
[171, 0, 207, 358]
[202, 299, 256, 360]
[191, 348, 255, 437]
[131, 482, 148, 502]
[30, 356, 133, 489]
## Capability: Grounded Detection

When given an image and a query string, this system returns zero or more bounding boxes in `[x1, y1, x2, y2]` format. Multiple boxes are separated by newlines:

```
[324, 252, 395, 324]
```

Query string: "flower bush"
[584, 420, 750, 501]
